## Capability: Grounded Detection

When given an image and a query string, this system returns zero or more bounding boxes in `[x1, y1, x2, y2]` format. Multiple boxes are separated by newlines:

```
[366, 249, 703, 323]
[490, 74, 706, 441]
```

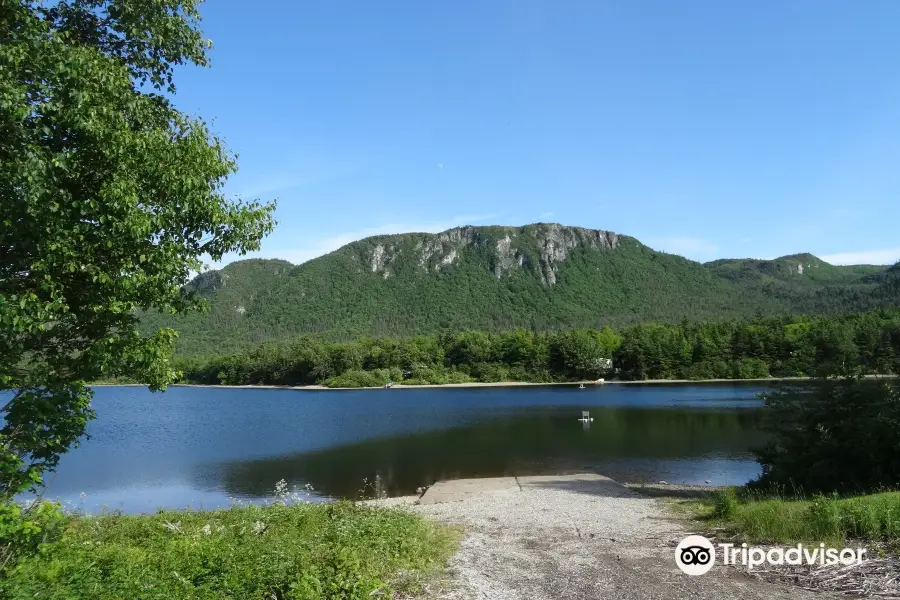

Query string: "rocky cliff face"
[189, 269, 229, 293]
[528, 224, 619, 285]
[364, 223, 619, 285]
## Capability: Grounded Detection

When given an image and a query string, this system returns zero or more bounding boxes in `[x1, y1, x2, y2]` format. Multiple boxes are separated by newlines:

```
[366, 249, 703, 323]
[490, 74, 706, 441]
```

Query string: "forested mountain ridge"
[139, 223, 897, 356]
[704, 253, 886, 285]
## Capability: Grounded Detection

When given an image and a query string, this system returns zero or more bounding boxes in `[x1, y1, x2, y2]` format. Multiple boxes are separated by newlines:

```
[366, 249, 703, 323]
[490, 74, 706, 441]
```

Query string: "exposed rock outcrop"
[190, 270, 229, 293]
[367, 224, 619, 285]
[371, 244, 387, 273]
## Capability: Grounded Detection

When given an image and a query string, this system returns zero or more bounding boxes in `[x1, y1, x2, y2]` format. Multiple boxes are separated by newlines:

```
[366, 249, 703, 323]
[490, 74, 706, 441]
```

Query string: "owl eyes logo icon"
[675, 535, 716, 575]
[675, 535, 867, 574]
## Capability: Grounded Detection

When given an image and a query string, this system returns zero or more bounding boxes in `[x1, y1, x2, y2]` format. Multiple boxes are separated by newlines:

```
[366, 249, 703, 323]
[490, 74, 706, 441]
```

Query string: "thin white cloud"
[647, 237, 719, 262]
[821, 248, 900, 266]
[437, 163, 444, 170]
[209, 214, 498, 269]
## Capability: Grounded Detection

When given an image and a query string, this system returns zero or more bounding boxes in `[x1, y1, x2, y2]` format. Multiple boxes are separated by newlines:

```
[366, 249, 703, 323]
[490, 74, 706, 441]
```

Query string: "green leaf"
[1, 0, 274, 501]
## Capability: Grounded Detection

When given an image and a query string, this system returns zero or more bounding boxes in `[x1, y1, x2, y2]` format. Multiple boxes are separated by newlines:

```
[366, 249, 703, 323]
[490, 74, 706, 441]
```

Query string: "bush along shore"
[677, 378, 900, 597]
[0, 484, 460, 600]
[168, 308, 900, 388]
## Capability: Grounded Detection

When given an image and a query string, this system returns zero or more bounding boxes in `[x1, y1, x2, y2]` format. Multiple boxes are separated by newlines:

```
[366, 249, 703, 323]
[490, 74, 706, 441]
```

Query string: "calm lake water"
[13, 384, 770, 513]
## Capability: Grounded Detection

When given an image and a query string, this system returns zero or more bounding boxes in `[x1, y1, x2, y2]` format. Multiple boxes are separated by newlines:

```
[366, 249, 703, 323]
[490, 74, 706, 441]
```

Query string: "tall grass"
[704, 488, 900, 547]
[0, 500, 460, 600]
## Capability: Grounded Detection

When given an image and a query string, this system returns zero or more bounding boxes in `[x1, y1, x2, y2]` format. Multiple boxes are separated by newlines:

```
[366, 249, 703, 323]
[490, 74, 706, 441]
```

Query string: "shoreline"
[372, 474, 826, 599]
[88, 375, 896, 391]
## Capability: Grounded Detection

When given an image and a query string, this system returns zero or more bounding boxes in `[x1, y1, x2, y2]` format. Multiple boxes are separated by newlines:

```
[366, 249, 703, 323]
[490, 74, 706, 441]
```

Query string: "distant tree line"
[172, 308, 900, 387]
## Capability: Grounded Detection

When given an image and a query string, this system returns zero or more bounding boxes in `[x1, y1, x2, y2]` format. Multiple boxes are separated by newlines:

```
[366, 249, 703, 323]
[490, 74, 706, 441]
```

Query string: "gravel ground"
[373, 476, 841, 600]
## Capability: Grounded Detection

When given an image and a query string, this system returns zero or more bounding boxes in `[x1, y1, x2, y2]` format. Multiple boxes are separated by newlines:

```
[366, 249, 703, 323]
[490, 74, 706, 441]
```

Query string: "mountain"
[140, 223, 896, 356]
[704, 254, 886, 286]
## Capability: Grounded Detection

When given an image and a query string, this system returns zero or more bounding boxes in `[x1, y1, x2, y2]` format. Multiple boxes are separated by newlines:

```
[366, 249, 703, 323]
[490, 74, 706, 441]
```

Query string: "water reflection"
[2, 384, 771, 512]
[203, 407, 767, 499]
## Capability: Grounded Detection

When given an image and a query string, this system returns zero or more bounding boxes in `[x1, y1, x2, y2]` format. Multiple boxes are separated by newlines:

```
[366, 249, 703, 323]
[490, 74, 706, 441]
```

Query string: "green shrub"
[733, 358, 770, 379]
[804, 493, 843, 541]
[444, 370, 475, 384]
[466, 362, 510, 382]
[839, 493, 900, 540]
[711, 487, 739, 518]
[0, 502, 459, 600]
[0, 501, 67, 571]
[325, 369, 394, 388]
[401, 367, 476, 386]
[681, 360, 731, 380]
[754, 380, 900, 493]
[407, 364, 444, 383]
[506, 366, 550, 382]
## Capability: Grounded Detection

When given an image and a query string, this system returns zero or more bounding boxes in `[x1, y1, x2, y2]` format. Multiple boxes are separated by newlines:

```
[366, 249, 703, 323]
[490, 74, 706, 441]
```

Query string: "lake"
[13, 383, 770, 513]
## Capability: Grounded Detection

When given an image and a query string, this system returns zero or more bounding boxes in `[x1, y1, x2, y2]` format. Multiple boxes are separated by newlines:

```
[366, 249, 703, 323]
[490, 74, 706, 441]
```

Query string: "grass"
[688, 487, 900, 548]
[0, 500, 461, 600]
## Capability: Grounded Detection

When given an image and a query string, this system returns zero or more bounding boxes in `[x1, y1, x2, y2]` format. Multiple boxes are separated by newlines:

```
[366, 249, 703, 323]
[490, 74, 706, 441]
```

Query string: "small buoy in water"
[579, 383, 585, 389]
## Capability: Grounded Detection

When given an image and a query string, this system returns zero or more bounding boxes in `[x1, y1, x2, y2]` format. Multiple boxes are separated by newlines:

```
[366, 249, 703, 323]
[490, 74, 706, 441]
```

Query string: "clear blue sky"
[174, 0, 900, 266]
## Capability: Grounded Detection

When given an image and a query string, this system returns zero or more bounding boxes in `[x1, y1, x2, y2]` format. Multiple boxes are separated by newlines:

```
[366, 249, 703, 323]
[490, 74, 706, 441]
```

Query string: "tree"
[0, 1, 275, 499]
[810, 323, 860, 378]
[444, 331, 495, 366]
[616, 323, 687, 380]
[754, 379, 900, 493]
[549, 330, 612, 380]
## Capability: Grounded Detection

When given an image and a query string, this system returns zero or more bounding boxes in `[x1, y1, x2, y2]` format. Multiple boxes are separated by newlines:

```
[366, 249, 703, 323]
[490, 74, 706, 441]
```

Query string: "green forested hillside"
[704, 254, 886, 285]
[139, 223, 897, 356]
[175, 308, 900, 387]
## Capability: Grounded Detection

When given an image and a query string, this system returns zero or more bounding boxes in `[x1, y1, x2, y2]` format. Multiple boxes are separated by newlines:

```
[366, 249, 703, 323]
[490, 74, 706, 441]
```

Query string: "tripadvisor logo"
[675, 535, 715, 575]
[675, 535, 867, 575]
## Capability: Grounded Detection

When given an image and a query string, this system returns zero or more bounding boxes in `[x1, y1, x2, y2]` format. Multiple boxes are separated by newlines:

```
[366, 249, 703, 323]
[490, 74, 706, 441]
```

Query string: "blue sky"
[174, 0, 900, 266]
